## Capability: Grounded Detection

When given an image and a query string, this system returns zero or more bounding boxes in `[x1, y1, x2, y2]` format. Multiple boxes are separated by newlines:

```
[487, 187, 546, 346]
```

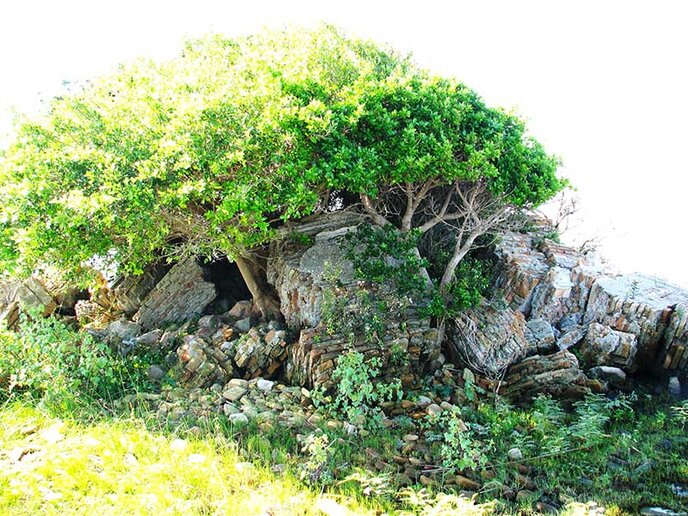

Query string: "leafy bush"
[298, 432, 336, 486]
[314, 351, 402, 426]
[345, 225, 428, 297]
[430, 409, 491, 471]
[0, 312, 156, 408]
[421, 257, 492, 318]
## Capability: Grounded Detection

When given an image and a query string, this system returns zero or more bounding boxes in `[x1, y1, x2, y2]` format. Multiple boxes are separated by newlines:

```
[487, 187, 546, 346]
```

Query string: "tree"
[0, 25, 563, 320]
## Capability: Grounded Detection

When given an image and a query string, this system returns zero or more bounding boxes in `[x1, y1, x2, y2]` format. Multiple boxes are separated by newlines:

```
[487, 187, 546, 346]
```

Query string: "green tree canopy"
[0, 25, 564, 317]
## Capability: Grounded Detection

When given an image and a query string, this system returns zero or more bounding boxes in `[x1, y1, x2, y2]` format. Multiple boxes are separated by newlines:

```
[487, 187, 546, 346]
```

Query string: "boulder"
[583, 274, 686, 365]
[267, 213, 362, 330]
[556, 324, 587, 350]
[502, 350, 590, 398]
[269, 214, 440, 389]
[1, 277, 57, 330]
[105, 319, 141, 342]
[134, 257, 217, 331]
[226, 300, 254, 320]
[587, 366, 627, 387]
[448, 304, 529, 377]
[578, 323, 638, 371]
[524, 318, 557, 354]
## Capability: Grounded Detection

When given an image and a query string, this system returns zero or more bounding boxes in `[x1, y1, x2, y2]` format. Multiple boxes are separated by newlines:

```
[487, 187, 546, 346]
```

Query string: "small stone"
[395, 474, 413, 486]
[148, 364, 165, 382]
[516, 489, 535, 502]
[480, 470, 496, 481]
[507, 447, 523, 461]
[228, 378, 249, 389]
[256, 379, 275, 391]
[419, 475, 436, 486]
[403, 434, 419, 442]
[136, 329, 162, 346]
[227, 301, 253, 319]
[374, 460, 391, 471]
[106, 320, 141, 341]
[668, 377, 681, 398]
[223, 403, 240, 416]
[587, 366, 627, 385]
[197, 314, 219, 331]
[229, 413, 249, 425]
[381, 417, 394, 428]
[234, 318, 252, 333]
[426, 403, 442, 417]
[515, 473, 535, 490]
[400, 400, 415, 410]
[416, 395, 433, 407]
[671, 483, 688, 498]
[454, 475, 480, 491]
[343, 423, 357, 435]
[223, 386, 247, 402]
[535, 501, 559, 514]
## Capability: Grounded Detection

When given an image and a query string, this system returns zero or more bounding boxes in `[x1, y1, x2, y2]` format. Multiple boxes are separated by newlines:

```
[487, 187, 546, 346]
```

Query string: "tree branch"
[360, 193, 392, 227]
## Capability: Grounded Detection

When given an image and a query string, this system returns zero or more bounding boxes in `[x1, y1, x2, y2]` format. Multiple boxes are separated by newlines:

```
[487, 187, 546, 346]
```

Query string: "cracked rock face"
[0, 277, 57, 330]
[502, 350, 591, 398]
[448, 304, 529, 378]
[493, 229, 688, 385]
[578, 323, 638, 371]
[267, 213, 441, 389]
[134, 257, 217, 331]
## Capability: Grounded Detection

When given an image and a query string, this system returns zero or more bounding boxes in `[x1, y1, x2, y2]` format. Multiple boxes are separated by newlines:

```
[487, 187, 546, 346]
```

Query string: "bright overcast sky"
[1, 0, 686, 287]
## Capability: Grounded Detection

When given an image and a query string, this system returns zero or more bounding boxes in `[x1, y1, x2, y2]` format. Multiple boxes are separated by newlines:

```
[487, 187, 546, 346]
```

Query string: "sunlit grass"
[0, 402, 379, 515]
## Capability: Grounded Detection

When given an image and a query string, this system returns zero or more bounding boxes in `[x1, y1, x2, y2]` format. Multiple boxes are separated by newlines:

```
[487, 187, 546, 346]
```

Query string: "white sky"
[1, 0, 686, 287]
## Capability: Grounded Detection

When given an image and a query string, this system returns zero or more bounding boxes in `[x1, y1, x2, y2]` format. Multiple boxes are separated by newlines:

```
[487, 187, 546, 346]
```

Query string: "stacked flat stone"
[268, 213, 442, 390]
[134, 257, 217, 331]
[487, 226, 688, 397]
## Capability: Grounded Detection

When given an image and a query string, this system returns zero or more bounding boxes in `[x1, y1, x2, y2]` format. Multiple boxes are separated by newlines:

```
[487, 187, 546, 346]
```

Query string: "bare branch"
[360, 193, 392, 227]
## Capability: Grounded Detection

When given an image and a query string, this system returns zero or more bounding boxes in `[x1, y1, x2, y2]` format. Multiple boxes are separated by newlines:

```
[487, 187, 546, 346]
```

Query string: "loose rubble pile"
[115, 357, 502, 493]
[448, 218, 688, 398]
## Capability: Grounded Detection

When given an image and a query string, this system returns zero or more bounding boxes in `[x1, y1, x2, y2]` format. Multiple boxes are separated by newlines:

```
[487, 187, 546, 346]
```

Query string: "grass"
[1, 317, 687, 515]
[0, 402, 388, 515]
[2, 395, 686, 515]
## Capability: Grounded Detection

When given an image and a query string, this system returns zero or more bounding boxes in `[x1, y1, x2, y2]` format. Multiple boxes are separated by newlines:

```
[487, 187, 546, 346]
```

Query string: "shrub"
[0, 311, 156, 409]
[314, 351, 402, 426]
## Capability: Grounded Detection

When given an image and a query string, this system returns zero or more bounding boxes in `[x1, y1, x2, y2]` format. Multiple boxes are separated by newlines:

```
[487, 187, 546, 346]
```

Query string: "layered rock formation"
[133, 257, 216, 331]
[454, 226, 688, 397]
[0, 277, 57, 330]
[267, 212, 442, 389]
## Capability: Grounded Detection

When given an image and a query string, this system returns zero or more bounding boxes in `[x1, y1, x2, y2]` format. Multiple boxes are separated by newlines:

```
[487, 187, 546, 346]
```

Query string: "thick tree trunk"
[234, 254, 283, 321]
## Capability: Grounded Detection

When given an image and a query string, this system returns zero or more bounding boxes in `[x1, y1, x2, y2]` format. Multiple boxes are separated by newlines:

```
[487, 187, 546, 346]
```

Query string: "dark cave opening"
[200, 257, 252, 314]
